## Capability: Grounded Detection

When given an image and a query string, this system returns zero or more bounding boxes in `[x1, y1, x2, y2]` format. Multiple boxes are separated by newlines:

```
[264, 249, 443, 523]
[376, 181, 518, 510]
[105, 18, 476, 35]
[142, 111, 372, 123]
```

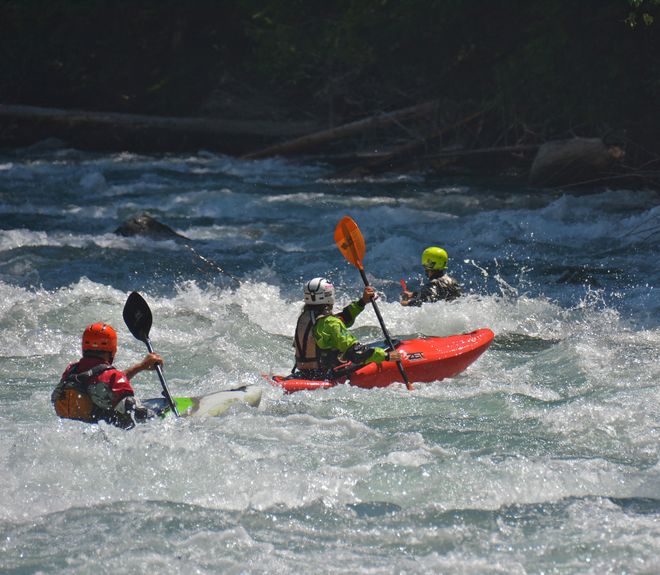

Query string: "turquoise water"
[0, 148, 658, 574]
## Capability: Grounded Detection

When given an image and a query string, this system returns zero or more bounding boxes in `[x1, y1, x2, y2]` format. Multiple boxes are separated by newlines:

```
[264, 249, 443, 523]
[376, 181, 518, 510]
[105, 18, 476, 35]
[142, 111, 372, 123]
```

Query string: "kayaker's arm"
[402, 294, 422, 306]
[344, 343, 397, 365]
[314, 316, 358, 352]
[402, 282, 434, 306]
[314, 316, 400, 366]
[335, 300, 364, 326]
[403, 277, 461, 305]
[400, 289, 419, 306]
[335, 286, 376, 326]
[124, 353, 163, 380]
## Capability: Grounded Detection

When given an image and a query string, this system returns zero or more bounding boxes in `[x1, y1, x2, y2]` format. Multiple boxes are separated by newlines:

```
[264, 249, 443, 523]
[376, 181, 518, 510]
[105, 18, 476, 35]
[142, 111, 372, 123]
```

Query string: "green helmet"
[421, 246, 448, 271]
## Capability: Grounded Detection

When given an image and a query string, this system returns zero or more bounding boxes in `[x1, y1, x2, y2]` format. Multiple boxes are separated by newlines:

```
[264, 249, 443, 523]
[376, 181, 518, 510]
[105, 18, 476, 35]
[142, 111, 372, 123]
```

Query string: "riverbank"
[2, 2, 660, 188]
[2, 101, 658, 191]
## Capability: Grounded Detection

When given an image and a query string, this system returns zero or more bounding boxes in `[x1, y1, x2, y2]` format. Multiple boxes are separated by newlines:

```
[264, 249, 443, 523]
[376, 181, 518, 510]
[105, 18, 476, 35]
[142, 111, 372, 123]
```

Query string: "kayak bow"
[143, 385, 262, 417]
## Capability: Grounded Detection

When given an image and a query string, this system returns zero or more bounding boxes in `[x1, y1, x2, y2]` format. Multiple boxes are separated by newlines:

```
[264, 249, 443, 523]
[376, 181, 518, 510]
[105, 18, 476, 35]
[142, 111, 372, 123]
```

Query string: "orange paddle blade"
[334, 216, 366, 269]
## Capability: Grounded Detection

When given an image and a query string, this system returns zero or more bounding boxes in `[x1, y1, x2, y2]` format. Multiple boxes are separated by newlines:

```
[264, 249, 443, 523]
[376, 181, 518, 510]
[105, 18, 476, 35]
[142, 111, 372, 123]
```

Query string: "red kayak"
[267, 328, 494, 393]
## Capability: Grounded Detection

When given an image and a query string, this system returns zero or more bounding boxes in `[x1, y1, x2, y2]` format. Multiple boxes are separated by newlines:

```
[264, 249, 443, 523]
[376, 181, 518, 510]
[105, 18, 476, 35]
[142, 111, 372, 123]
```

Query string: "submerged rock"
[530, 137, 625, 187]
[115, 212, 238, 284]
[115, 213, 188, 242]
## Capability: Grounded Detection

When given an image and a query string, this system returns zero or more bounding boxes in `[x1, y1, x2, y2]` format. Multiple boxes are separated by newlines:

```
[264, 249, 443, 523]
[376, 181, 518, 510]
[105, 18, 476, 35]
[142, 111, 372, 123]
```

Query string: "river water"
[0, 147, 658, 574]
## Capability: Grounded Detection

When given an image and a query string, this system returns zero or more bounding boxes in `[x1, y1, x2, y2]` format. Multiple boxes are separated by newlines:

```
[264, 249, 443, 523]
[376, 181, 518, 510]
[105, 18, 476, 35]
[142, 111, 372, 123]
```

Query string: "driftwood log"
[243, 100, 441, 159]
[333, 110, 485, 178]
[0, 104, 318, 154]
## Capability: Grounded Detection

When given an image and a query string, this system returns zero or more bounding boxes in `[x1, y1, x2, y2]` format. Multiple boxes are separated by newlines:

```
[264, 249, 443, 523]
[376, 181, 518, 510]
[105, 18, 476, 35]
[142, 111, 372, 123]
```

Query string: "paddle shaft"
[334, 215, 412, 389]
[357, 267, 412, 390]
[144, 336, 179, 417]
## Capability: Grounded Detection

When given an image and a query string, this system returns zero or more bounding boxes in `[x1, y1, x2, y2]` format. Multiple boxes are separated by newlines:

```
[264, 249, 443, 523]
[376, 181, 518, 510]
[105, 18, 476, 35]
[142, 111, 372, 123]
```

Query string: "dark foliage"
[1, 0, 659, 149]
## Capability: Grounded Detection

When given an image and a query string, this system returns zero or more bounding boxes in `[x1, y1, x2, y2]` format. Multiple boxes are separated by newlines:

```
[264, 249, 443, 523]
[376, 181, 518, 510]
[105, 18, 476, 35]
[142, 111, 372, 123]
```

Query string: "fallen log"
[242, 100, 441, 159]
[333, 110, 485, 178]
[423, 144, 539, 160]
[0, 103, 318, 153]
[0, 104, 317, 136]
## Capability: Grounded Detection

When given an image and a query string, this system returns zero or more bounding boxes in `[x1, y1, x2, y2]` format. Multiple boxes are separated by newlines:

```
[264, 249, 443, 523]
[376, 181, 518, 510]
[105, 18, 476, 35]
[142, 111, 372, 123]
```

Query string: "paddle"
[122, 291, 179, 417]
[334, 216, 413, 390]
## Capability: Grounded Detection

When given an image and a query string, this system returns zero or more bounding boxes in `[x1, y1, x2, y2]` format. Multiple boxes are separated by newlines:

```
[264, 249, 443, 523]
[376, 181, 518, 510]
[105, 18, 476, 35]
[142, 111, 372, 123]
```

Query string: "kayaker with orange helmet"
[52, 322, 164, 428]
[293, 277, 401, 379]
[401, 246, 461, 306]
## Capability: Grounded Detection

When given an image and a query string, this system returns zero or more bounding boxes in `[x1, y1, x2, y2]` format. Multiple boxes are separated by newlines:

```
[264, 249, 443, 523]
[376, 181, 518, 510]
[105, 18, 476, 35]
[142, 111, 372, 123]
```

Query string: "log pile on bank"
[244, 105, 657, 189]
[0, 104, 318, 155]
[2, 101, 657, 189]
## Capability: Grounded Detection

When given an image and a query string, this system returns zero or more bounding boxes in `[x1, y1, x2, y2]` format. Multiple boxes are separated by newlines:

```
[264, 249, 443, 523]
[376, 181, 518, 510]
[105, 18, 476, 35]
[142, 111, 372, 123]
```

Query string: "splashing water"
[0, 149, 658, 574]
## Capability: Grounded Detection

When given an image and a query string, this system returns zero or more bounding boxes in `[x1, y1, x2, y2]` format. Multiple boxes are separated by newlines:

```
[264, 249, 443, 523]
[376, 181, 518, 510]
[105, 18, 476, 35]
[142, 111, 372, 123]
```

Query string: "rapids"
[0, 148, 658, 574]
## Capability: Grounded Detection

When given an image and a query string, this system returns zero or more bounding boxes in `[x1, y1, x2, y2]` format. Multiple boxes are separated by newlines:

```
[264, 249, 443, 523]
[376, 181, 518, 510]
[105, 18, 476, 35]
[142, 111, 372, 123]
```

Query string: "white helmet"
[304, 277, 335, 305]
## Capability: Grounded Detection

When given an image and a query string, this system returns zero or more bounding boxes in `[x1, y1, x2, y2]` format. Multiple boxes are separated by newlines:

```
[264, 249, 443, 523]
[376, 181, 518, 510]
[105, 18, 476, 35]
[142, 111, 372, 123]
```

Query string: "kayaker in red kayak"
[293, 277, 401, 380]
[400, 246, 461, 306]
[52, 322, 163, 427]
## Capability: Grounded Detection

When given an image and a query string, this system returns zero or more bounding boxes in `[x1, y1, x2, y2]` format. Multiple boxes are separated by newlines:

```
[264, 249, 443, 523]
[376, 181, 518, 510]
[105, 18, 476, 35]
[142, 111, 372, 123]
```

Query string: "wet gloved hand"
[116, 396, 155, 422]
[361, 286, 379, 305]
[387, 350, 402, 362]
[133, 404, 155, 422]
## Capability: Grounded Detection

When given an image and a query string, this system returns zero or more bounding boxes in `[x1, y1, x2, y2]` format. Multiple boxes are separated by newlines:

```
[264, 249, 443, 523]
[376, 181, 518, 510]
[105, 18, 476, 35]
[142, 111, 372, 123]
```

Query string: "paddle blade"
[122, 291, 153, 342]
[334, 216, 366, 269]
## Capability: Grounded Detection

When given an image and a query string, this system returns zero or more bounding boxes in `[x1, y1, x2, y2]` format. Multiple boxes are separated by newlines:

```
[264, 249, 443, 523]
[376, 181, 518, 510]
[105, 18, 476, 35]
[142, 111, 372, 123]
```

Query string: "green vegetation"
[1, 0, 659, 150]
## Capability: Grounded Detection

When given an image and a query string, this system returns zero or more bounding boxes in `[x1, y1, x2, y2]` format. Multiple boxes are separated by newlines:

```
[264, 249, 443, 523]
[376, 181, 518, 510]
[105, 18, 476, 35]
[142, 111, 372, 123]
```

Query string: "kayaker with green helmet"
[401, 246, 461, 306]
[293, 277, 401, 379]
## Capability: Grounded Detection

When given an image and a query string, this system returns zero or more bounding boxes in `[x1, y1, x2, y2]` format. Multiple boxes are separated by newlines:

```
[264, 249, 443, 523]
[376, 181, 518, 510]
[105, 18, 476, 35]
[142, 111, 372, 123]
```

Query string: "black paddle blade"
[122, 291, 153, 342]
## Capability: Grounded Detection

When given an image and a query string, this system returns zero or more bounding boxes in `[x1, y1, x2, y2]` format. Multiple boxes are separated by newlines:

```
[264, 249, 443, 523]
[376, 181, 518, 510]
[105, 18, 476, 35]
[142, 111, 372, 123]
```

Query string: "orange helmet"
[82, 323, 117, 356]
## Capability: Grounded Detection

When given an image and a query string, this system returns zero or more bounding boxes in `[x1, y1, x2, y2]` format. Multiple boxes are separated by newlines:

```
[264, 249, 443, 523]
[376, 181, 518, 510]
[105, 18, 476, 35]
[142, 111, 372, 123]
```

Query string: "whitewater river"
[0, 147, 658, 574]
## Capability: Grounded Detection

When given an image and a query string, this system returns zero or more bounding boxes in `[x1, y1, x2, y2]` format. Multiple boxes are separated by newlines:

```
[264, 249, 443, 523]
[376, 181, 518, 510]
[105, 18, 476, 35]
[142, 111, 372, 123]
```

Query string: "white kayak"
[143, 385, 262, 418]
